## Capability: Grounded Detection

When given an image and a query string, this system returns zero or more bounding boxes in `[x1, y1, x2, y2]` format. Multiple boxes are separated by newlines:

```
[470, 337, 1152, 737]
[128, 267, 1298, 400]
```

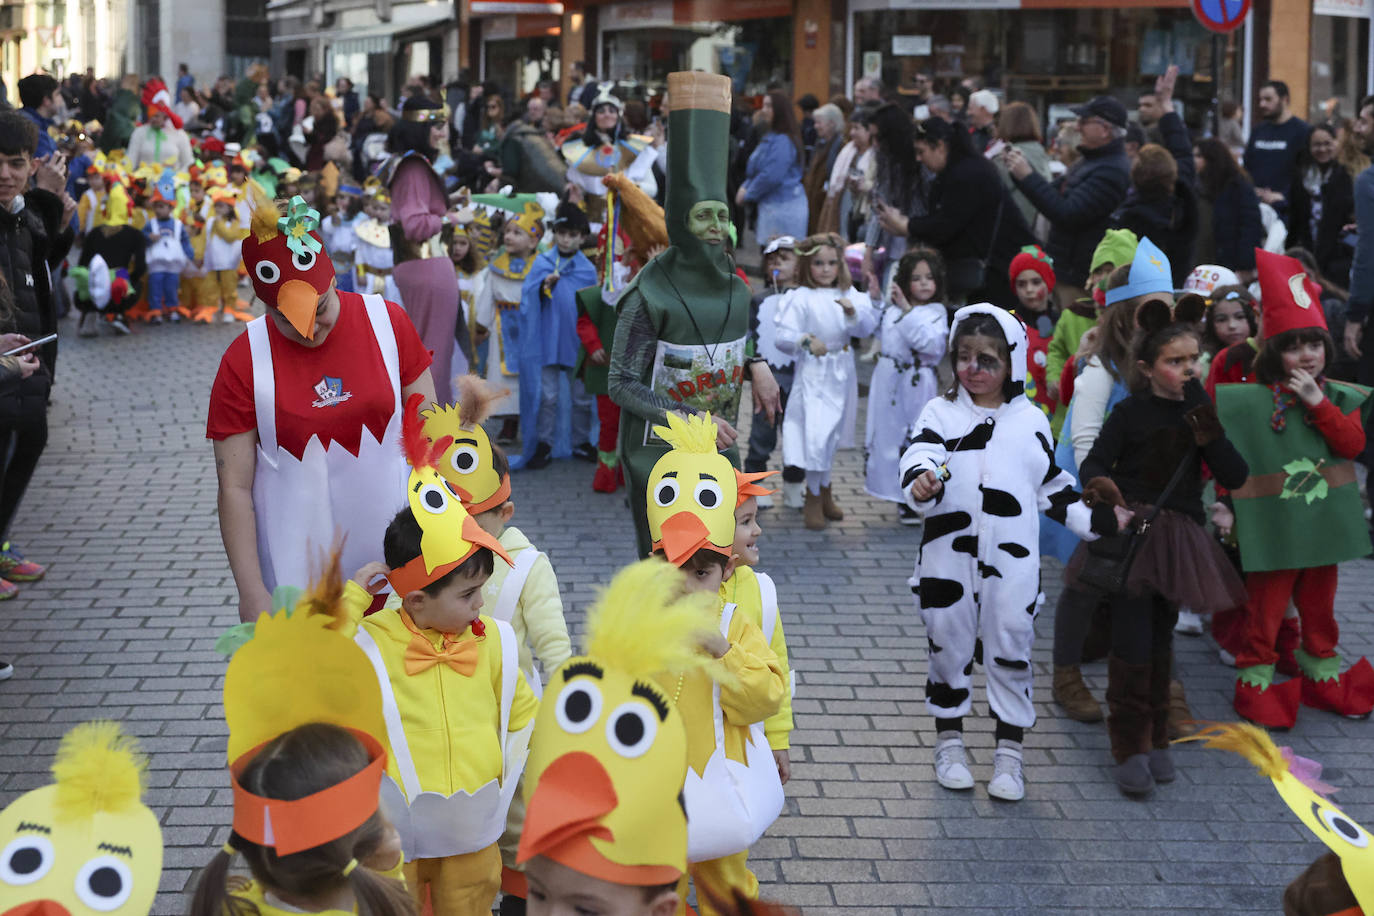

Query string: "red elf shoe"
[1300, 656, 1374, 719]
[1234, 674, 1301, 730]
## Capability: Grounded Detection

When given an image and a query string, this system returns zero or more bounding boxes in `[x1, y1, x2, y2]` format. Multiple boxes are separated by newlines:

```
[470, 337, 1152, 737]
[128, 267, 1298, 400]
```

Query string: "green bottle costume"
[1215, 381, 1373, 573]
[608, 72, 751, 557]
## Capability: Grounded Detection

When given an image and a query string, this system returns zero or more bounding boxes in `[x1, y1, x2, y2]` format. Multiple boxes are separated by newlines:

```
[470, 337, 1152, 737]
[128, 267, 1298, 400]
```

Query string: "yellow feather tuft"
[52, 721, 148, 821]
[246, 178, 282, 243]
[451, 374, 510, 427]
[297, 543, 348, 631]
[1176, 721, 1290, 781]
[584, 558, 717, 679]
[651, 411, 718, 455]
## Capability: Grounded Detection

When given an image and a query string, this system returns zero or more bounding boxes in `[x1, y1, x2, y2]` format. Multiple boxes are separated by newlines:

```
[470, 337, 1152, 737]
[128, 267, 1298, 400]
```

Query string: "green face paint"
[687, 201, 730, 245]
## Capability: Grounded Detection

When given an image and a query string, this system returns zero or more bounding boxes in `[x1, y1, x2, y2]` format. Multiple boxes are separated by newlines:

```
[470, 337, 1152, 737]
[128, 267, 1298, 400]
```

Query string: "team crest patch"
[311, 376, 353, 408]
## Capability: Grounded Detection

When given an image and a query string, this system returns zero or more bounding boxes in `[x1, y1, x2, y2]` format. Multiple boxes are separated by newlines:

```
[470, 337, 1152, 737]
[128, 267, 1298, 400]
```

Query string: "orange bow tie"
[404, 633, 479, 677]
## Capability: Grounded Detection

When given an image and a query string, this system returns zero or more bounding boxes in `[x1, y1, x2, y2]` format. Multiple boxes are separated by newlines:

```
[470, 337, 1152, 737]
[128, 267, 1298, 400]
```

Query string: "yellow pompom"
[52, 721, 148, 821]
[584, 558, 717, 680]
[651, 411, 718, 455]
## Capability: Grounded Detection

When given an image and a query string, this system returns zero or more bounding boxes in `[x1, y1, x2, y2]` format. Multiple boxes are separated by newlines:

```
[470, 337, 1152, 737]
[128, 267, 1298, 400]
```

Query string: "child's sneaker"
[987, 742, 1025, 801]
[221, 311, 237, 323]
[0, 660, 12, 680]
[0, 578, 17, 600]
[933, 733, 974, 790]
[0, 544, 43, 582]
[1174, 608, 1204, 636]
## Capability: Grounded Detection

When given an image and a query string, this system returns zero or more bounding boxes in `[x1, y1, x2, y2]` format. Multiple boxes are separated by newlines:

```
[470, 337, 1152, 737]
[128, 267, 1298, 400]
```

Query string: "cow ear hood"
[948, 302, 1028, 387]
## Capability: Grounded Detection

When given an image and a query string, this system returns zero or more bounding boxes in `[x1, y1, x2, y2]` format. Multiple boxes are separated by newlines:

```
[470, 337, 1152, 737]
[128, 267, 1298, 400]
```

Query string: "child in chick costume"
[516, 559, 715, 916]
[345, 393, 538, 916]
[202, 563, 414, 916]
[645, 411, 786, 915]
[418, 375, 573, 912]
[0, 722, 163, 916]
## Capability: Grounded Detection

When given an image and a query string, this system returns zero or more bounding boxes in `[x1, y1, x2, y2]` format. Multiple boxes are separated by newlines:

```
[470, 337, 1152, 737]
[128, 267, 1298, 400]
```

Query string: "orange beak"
[276, 278, 320, 340]
[657, 511, 713, 567]
[3, 901, 73, 916]
[517, 751, 617, 865]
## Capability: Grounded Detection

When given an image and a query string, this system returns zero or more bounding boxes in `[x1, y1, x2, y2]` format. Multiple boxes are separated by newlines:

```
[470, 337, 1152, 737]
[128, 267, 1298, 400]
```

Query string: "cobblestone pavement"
[2, 313, 1373, 915]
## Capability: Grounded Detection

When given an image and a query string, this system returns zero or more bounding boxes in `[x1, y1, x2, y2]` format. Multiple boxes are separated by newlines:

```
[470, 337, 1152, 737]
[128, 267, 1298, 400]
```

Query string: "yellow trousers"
[402, 844, 501, 916]
[679, 851, 756, 916]
[208, 269, 238, 310]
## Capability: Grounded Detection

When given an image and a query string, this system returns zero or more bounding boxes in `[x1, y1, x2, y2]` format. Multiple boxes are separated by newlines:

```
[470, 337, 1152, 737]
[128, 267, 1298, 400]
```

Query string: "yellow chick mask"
[0, 722, 163, 916]
[519, 559, 715, 885]
[421, 376, 512, 515]
[1184, 723, 1373, 912]
[388, 393, 513, 605]
[647, 412, 739, 567]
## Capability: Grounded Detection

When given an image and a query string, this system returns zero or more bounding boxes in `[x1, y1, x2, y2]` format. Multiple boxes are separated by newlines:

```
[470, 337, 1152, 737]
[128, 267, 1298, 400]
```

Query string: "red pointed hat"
[1255, 249, 1327, 339]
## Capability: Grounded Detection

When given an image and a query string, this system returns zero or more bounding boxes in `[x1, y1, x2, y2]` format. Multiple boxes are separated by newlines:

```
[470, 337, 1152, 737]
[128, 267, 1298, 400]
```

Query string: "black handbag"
[945, 196, 1004, 297]
[1076, 447, 1195, 595]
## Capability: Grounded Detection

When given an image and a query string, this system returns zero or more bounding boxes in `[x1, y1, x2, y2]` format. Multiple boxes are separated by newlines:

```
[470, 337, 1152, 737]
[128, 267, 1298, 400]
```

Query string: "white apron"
[356, 618, 532, 861]
[683, 603, 785, 863]
[248, 293, 409, 593]
[488, 547, 545, 698]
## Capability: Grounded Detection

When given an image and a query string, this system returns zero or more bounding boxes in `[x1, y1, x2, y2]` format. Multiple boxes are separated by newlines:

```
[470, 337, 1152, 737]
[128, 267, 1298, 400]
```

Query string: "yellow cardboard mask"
[421, 376, 512, 515]
[647, 412, 739, 566]
[0, 722, 163, 916]
[519, 558, 714, 885]
[1184, 723, 1373, 912]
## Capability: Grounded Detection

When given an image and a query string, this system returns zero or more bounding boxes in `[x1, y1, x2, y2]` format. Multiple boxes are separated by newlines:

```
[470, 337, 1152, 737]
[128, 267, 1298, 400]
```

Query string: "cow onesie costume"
[899, 304, 1117, 797]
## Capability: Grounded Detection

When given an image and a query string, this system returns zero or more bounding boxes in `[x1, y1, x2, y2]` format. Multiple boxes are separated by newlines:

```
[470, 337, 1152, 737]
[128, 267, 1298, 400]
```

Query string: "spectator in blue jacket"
[1193, 137, 1264, 278]
[1244, 79, 1308, 226]
[736, 91, 808, 246]
[16, 74, 58, 160]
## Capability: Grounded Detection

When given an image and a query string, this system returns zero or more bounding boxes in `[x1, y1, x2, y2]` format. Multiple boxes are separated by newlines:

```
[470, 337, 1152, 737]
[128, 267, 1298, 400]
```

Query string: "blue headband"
[1104, 237, 1173, 306]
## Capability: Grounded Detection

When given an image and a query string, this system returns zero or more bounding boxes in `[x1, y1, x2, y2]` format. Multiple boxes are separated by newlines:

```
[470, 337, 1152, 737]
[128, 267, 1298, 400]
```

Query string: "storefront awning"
[270, 10, 453, 42]
[471, 0, 564, 16]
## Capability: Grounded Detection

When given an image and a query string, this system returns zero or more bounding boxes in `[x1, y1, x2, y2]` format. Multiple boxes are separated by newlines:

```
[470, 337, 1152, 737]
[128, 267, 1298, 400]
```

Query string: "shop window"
[1311, 14, 1370, 123]
[602, 16, 790, 98]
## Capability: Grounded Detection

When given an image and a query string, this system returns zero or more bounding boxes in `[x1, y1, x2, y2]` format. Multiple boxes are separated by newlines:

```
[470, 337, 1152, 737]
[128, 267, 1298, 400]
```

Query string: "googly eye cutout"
[605, 701, 658, 758]
[293, 249, 318, 271]
[74, 856, 133, 911]
[653, 478, 679, 508]
[418, 482, 450, 515]
[254, 261, 281, 285]
[555, 681, 602, 734]
[1, 835, 54, 885]
[694, 480, 723, 510]
[1319, 806, 1370, 848]
[450, 446, 480, 475]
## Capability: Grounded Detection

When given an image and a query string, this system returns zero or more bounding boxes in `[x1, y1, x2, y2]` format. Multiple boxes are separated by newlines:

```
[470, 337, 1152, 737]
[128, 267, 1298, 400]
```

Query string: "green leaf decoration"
[1280, 458, 1329, 504]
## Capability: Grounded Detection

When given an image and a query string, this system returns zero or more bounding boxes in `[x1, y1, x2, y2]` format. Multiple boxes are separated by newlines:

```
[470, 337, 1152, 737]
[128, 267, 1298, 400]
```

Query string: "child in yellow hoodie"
[345, 395, 539, 916]
[644, 412, 785, 915]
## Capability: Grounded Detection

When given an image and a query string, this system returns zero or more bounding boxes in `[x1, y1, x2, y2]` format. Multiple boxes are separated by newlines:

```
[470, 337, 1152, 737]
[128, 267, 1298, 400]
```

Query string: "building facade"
[0, 0, 129, 91]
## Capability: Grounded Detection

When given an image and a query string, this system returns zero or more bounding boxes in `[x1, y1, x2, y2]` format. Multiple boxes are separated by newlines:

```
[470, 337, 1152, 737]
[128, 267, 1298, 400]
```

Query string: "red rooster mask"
[241, 186, 336, 339]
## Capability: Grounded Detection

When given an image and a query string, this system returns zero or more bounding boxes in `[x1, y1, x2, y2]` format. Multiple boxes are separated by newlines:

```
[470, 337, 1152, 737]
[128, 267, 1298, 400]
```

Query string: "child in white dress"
[773, 232, 879, 529]
[864, 247, 949, 524]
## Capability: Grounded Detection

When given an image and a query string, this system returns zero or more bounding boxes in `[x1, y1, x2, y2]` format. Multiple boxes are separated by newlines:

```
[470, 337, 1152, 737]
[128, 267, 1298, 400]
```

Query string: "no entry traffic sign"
[1192, 0, 1251, 32]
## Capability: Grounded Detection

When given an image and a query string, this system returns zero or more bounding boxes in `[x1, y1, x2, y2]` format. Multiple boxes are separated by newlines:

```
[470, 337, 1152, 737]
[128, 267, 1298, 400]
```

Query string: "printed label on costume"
[311, 376, 354, 408]
[644, 336, 747, 445]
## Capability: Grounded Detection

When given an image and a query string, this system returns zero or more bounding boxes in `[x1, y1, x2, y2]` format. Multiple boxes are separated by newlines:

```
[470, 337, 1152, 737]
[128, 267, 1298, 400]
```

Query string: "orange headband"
[461, 473, 512, 516]
[230, 729, 386, 856]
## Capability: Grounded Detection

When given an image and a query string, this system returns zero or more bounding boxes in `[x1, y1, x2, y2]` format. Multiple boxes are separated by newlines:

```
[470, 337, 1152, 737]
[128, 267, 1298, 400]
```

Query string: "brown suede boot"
[1149, 650, 1179, 783]
[1167, 678, 1195, 740]
[1053, 665, 1104, 722]
[1106, 655, 1155, 796]
[803, 490, 827, 530]
[820, 485, 844, 520]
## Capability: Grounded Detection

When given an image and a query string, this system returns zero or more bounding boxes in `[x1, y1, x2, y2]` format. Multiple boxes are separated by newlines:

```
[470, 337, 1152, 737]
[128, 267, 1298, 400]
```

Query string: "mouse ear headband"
[1134, 298, 1174, 335]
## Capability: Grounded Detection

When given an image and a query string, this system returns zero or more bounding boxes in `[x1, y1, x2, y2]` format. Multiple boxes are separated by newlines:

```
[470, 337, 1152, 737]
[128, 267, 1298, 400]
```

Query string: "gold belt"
[361, 264, 393, 277]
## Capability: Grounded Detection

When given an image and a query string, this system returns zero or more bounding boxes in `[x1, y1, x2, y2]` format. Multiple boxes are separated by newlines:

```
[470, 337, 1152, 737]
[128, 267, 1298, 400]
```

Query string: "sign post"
[1191, 0, 1252, 136]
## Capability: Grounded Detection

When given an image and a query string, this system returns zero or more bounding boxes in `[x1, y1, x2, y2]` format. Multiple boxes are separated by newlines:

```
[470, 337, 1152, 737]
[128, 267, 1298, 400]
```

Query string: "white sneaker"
[934, 735, 974, 790]
[1175, 609, 1204, 636]
[109, 318, 131, 336]
[987, 744, 1025, 801]
[221, 312, 237, 323]
[782, 481, 804, 509]
[754, 492, 774, 509]
[0, 660, 12, 681]
[1218, 647, 1237, 667]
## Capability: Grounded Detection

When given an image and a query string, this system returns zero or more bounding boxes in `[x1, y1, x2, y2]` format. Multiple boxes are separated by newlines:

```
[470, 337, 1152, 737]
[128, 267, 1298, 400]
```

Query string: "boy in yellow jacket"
[721, 471, 795, 786]
[645, 412, 785, 915]
[419, 376, 572, 910]
[345, 394, 538, 916]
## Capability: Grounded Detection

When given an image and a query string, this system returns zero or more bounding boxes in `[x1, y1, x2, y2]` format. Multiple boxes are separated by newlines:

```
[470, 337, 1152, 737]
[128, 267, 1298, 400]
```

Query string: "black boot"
[1107, 655, 1155, 797]
[527, 441, 553, 469]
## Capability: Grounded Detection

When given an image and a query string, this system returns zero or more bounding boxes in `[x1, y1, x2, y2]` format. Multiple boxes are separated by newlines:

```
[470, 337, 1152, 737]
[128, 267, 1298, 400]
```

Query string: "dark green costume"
[1216, 381, 1373, 572]
[575, 284, 614, 396]
[608, 72, 751, 557]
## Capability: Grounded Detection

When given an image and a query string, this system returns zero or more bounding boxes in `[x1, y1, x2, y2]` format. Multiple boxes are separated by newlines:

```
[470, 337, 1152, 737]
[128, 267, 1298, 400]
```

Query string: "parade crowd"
[0, 51, 1371, 916]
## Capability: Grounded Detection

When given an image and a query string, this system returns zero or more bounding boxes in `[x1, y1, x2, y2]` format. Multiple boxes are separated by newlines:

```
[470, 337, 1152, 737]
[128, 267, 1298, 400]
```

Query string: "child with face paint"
[901, 304, 1126, 802]
[772, 233, 879, 529]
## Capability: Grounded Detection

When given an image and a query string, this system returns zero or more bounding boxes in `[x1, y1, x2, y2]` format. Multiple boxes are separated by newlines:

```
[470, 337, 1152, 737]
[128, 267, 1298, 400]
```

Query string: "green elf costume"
[1218, 249, 1374, 730]
[609, 72, 772, 557]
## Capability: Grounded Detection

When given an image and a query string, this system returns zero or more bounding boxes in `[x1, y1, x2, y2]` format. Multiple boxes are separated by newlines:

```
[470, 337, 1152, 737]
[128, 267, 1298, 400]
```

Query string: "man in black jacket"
[0, 111, 74, 681]
[1004, 95, 1131, 308]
